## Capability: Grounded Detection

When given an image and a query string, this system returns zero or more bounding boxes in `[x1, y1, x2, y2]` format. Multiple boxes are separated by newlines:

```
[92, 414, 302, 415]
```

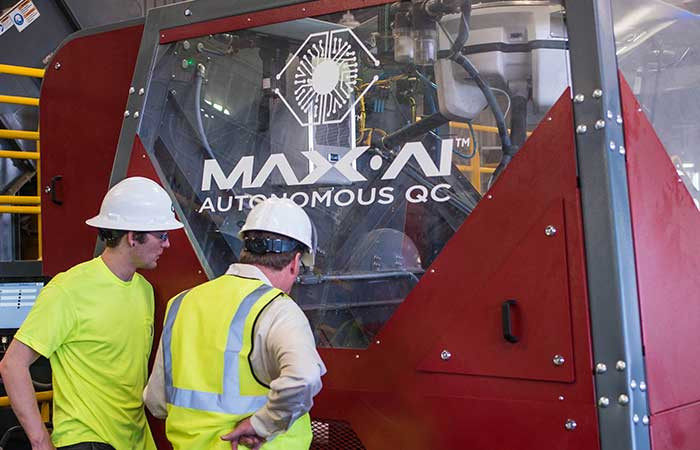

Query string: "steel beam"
[564, 0, 651, 449]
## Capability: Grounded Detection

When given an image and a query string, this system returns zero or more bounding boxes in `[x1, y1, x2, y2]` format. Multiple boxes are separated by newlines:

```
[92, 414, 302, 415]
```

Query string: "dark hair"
[239, 230, 303, 270]
[98, 229, 147, 248]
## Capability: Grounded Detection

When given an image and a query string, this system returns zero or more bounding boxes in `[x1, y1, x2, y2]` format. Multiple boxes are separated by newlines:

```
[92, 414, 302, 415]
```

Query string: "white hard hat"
[239, 197, 316, 267]
[85, 177, 184, 231]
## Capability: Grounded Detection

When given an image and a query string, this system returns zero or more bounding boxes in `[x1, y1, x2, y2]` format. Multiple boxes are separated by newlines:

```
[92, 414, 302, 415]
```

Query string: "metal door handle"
[46, 175, 63, 205]
[502, 299, 519, 343]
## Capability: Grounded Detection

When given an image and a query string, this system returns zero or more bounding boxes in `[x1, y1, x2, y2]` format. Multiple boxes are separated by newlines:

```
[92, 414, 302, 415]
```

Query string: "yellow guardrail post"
[471, 143, 482, 191]
[37, 139, 42, 259]
[40, 401, 50, 422]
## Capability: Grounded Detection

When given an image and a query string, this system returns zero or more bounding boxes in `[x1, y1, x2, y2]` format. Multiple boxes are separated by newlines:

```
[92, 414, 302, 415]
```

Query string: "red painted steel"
[649, 401, 700, 450]
[418, 199, 576, 382]
[160, 0, 395, 44]
[311, 90, 600, 449]
[622, 76, 700, 448]
[40, 25, 144, 276]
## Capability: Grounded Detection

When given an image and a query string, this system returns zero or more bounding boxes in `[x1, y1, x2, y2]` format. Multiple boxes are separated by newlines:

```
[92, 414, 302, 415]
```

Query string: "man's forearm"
[0, 358, 52, 447]
[143, 340, 168, 419]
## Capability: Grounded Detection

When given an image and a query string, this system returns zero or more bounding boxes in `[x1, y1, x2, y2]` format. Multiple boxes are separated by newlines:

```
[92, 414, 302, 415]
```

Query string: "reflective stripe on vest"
[163, 284, 273, 414]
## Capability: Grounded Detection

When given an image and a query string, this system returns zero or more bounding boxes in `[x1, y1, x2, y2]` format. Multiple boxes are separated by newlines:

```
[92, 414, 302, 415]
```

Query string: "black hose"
[488, 95, 527, 186]
[448, 0, 472, 58]
[194, 68, 217, 161]
[440, 0, 518, 183]
[509, 95, 528, 151]
[381, 111, 450, 149]
[450, 53, 514, 158]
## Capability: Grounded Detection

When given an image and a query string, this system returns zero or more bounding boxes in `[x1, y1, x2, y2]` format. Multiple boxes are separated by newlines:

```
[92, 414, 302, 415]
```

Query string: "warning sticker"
[10, 0, 39, 33]
[0, 9, 14, 36]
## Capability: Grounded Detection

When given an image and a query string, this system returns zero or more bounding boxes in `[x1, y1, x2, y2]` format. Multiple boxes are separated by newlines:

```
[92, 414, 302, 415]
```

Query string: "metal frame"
[55, 0, 81, 31]
[564, 0, 650, 449]
[111, 0, 310, 184]
[107, 0, 310, 271]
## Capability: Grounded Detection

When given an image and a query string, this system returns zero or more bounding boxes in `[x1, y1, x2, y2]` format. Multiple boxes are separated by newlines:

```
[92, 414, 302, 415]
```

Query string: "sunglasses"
[148, 231, 169, 242]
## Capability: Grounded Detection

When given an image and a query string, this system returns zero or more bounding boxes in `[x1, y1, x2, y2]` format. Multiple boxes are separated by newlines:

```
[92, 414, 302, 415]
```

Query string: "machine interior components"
[133, 1, 570, 349]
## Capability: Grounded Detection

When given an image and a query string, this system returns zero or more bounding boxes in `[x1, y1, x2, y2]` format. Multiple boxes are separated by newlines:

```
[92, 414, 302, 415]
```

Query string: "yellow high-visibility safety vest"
[163, 276, 312, 450]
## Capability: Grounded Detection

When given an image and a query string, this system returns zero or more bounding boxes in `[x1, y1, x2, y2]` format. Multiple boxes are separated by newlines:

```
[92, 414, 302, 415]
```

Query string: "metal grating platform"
[311, 419, 366, 450]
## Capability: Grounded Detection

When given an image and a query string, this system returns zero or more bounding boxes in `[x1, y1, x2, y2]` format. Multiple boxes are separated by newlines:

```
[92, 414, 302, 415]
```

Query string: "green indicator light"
[187, 58, 195, 67]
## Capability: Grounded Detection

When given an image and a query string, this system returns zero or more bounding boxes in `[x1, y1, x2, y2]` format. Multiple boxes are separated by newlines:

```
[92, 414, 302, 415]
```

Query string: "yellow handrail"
[0, 195, 40, 205]
[0, 205, 40, 214]
[0, 390, 53, 408]
[451, 121, 533, 136]
[456, 165, 496, 174]
[0, 129, 39, 140]
[0, 150, 40, 160]
[0, 64, 44, 260]
[37, 140, 42, 259]
[0, 64, 45, 78]
[0, 94, 39, 106]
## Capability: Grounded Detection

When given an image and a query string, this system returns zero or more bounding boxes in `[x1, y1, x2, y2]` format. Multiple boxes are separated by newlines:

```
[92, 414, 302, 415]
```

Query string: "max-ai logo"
[274, 28, 379, 127]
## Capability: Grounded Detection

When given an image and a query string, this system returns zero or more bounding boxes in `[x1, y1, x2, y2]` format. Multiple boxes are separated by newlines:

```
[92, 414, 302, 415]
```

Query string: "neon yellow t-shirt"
[15, 256, 157, 450]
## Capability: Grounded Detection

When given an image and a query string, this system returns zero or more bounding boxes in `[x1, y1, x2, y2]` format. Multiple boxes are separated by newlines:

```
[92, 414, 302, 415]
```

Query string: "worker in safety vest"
[144, 197, 326, 450]
[0, 177, 182, 450]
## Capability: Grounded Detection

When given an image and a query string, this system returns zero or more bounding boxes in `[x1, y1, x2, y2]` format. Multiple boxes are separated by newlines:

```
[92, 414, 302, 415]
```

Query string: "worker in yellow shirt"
[144, 197, 326, 449]
[0, 177, 183, 450]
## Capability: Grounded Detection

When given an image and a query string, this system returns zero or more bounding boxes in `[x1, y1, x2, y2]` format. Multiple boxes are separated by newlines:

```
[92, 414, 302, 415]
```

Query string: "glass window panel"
[613, 0, 700, 206]
[140, 1, 570, 348]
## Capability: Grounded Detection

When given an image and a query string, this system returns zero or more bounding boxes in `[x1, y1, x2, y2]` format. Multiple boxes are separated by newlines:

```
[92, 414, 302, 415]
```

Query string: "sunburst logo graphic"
[296, 37, 357, 120]
[275, 28, 380, 127]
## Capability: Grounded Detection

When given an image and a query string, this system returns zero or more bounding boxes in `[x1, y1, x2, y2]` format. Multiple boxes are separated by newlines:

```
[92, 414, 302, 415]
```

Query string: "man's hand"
[30, 434, 56, 450]
[220, 417, 266, 450]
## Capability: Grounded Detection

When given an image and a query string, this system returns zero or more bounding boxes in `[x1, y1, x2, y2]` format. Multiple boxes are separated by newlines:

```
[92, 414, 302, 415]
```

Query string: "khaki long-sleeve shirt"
[143, 263, 326, 438]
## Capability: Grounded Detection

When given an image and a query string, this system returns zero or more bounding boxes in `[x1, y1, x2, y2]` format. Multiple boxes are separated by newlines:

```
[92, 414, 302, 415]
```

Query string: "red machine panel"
[316, 388, 600, 449]
[39, 24, 144, 276]
[650, 401, 700, 450]
[312, 91, 600, 449]
[418, 199, 575, 382]
[622, 76, 700, 448]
